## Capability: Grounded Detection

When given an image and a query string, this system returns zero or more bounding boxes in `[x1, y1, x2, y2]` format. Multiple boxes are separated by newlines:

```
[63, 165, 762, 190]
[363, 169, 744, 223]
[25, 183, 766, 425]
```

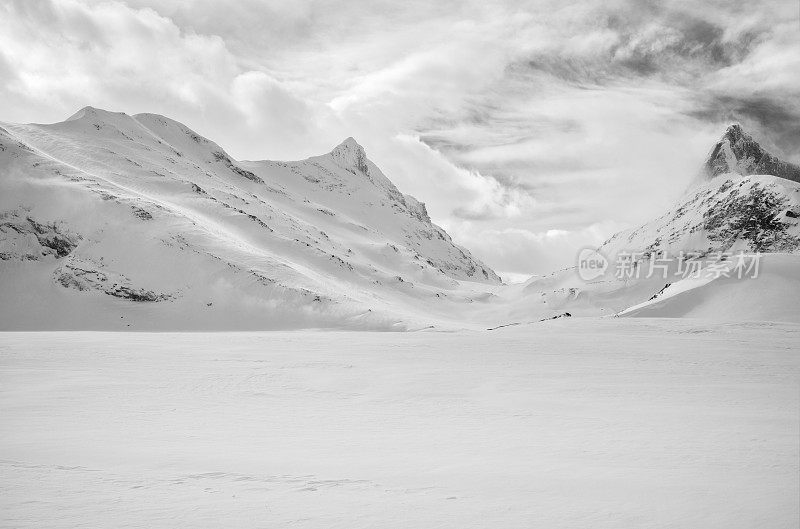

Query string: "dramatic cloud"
[1, 0, 797, 276]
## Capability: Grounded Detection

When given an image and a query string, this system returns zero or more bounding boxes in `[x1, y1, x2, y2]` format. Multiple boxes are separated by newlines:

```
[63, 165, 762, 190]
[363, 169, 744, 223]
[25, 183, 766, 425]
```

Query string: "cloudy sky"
[2, 0, 798, 278]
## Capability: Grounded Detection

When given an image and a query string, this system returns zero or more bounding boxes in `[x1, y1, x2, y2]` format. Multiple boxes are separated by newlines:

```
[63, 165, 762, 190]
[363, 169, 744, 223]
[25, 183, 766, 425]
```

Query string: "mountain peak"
[338, 136, 361, 148]
[65, 106, 128, 122]
[330, 137, 369, 175]
[704, 124, 800, 183]
[722, 123, 744, 140]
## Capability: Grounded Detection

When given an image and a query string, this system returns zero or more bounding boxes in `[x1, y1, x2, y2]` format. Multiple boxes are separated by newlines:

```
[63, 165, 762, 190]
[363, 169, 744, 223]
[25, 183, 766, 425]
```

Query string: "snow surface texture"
[1, 321, 797, 528]
[1, 111, 800, 328]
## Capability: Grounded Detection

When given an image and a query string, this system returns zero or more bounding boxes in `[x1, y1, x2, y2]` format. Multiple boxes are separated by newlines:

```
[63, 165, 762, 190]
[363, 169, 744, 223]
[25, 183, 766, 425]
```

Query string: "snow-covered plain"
[2, 319, 798, 528]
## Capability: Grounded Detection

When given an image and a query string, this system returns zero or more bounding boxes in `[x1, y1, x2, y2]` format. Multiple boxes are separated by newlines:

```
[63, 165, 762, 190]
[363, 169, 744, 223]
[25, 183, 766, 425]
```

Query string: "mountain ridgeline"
[511, 124, 800, 324]
[601, 124, 800, 258]
[703, 124, 800, 183]
[1, 111, 799, 329]
[0, 107, 499, 330]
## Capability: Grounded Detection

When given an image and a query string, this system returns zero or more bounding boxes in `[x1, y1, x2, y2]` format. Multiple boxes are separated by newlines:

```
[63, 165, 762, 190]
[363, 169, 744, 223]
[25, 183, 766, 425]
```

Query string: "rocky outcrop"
[703, 181, 800, 252]
[704, 124, 800, 183]
[330, 137, 370, 177]
[600, 125, 800, 260]
[55, 257, 172, 302]
[0, 210, 81, 260]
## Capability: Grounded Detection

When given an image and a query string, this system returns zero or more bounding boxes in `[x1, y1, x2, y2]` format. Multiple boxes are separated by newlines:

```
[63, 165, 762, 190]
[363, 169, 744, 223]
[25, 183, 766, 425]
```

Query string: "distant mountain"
[703, 124, 800, 183]
[4, 111, 798, 329]
[499, 125, 800, 324]
[604, 125, 800, 257]
[601, 174, 800, 259]
[0, 107, 499, 330]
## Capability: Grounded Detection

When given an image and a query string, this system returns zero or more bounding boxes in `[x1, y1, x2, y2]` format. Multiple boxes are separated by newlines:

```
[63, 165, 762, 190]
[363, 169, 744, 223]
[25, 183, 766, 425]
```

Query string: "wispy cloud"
[1, 0, 797, 275]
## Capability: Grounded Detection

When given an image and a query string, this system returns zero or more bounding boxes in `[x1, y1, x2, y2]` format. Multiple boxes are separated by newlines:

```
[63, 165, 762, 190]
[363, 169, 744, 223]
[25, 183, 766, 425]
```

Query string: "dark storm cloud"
[617, 19, 759, 79]
[518, 5, 766, 87]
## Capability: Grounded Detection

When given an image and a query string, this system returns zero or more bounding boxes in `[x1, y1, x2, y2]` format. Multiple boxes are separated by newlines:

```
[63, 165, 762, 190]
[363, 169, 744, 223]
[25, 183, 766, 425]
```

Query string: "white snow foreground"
[1, 320, 797, 528]
[0, 107, 498, 331]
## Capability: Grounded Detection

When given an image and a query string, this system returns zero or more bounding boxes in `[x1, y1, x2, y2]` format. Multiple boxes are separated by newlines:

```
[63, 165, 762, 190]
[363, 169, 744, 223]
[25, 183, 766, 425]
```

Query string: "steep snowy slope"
[3, 112, 797, 329]
[601, 172, 800, 258]
[618, 254, 800, 322]
[601, 125, 800, 259]
[0, 107, 499, 330]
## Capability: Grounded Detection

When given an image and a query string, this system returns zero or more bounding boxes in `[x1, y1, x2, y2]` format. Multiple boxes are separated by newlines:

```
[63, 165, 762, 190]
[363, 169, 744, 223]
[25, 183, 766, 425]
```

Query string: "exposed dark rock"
[0, 211, 82, 260]
[107, 286, 170, 302]
[704, 124, 800, 183]
[56, 259, 172, 302]
[212, 151, 264, 184]
[649, 283, 672, 301]
[130, 206, 153, 220]
[330, 138, 370, 176]
[703, 183, 800, 252]
[538, 312, 572, 322]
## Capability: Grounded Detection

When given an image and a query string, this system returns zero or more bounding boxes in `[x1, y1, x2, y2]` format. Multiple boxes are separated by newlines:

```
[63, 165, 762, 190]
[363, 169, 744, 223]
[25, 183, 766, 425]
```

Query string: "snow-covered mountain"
[0, 107, 499, 330]
[703, 124, 800, 183]
[498, 125, 800, 324]
[2, 111, 798, 329]
[602, 126, 800, 257]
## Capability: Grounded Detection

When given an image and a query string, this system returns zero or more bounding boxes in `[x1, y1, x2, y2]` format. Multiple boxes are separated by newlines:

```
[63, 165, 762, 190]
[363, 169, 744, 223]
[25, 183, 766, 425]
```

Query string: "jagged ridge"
[601, 125, 800, 258]
[704, 124, 800, 183]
